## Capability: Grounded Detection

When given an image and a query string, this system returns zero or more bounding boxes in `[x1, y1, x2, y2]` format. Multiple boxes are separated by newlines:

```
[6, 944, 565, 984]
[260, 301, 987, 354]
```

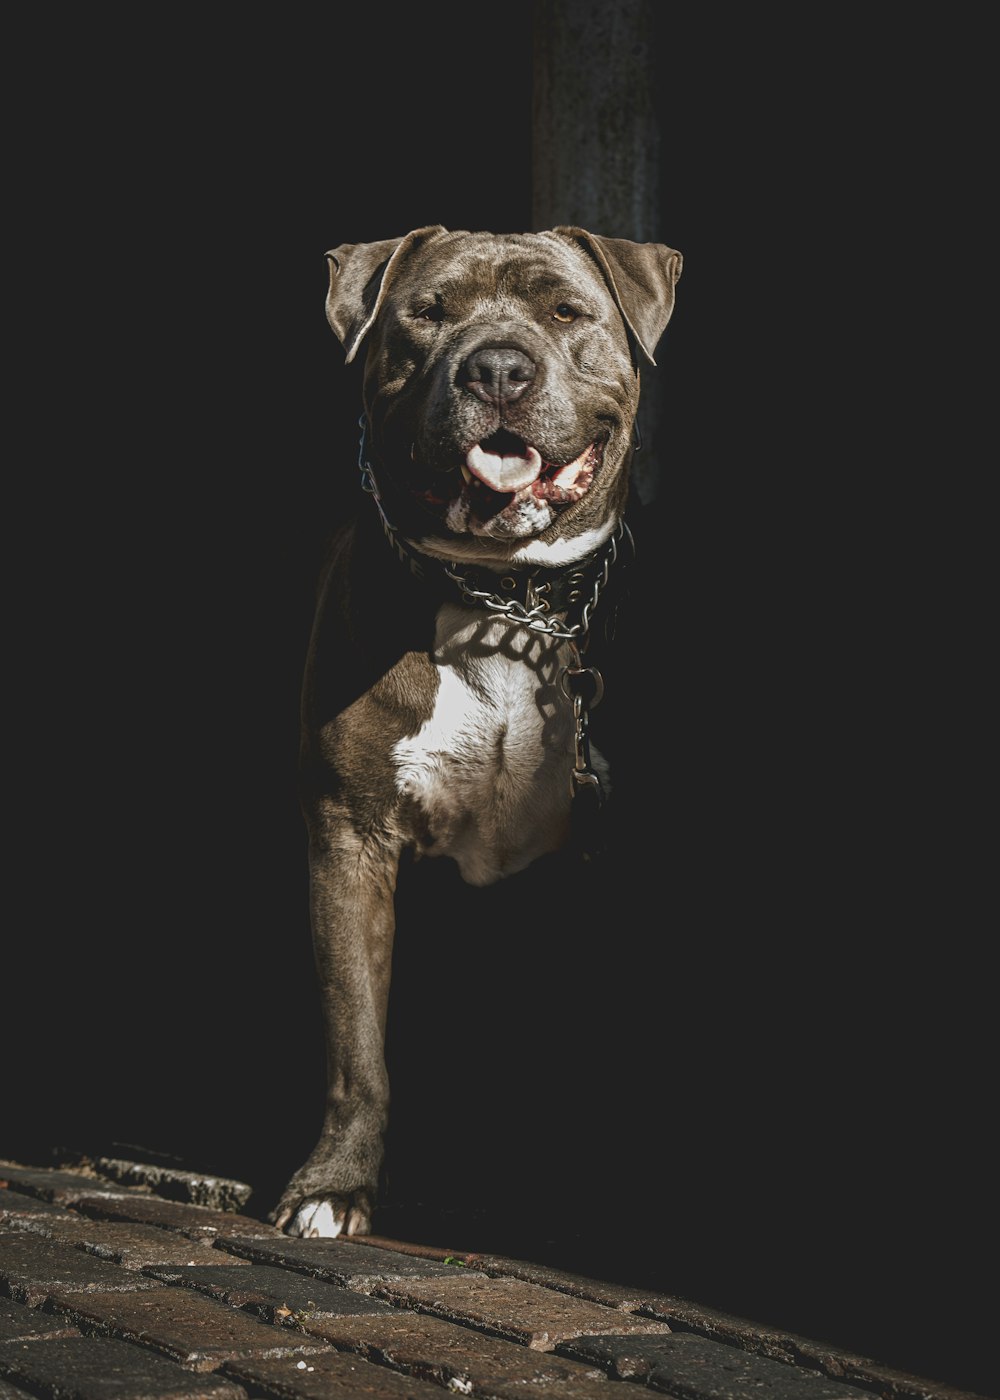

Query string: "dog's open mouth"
[418, 430, 604, 530]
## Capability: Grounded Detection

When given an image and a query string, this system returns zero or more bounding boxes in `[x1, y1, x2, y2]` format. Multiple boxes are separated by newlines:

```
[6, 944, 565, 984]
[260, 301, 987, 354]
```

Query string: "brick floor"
[0, 1158, 990, 1400]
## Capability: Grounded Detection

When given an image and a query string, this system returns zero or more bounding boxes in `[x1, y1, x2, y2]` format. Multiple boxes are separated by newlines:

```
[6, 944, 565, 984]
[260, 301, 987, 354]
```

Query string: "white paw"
[288, 1199, 343, 1238]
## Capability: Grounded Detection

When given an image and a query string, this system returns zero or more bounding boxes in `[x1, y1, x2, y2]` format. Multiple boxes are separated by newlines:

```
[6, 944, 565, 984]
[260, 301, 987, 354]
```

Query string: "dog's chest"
[392, 604, 580, 885]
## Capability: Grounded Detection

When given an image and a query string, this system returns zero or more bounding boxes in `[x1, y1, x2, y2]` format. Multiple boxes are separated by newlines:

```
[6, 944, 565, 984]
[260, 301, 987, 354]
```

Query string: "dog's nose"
[459, 346, 536, 405]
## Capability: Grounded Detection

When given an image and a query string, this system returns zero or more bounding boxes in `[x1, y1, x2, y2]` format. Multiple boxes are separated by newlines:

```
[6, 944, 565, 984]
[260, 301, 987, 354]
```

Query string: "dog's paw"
[271, 1191, 372, 1239]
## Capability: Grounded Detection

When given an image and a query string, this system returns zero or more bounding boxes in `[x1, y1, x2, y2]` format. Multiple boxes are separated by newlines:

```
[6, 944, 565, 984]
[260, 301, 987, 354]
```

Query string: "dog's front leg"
[273, 801, 399, 1237]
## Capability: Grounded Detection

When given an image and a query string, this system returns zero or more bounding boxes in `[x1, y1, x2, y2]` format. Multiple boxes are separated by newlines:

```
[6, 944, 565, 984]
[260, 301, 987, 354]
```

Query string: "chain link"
[443, 525, 622, 643]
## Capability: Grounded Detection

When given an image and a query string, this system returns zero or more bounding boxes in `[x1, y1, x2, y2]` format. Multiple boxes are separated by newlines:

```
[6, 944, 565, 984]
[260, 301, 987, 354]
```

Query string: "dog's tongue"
[466, 443, 542, 493]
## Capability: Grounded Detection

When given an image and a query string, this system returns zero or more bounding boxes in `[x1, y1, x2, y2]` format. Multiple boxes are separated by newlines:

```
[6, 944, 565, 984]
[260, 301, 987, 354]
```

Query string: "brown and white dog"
[272, 225, 682, 1237]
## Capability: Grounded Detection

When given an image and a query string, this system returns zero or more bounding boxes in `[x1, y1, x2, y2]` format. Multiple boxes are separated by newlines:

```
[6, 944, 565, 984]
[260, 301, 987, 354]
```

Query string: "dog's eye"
[416, 302, 444, 322]
[552, 304, 578, 323]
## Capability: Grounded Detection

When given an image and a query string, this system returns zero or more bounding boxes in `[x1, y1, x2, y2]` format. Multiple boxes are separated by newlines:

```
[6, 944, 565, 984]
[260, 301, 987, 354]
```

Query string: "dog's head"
[326, 227, 682, 559]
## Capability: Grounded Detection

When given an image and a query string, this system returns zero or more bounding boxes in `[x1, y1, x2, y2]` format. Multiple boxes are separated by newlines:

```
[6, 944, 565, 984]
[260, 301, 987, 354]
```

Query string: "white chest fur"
[392, 603, 597, 885]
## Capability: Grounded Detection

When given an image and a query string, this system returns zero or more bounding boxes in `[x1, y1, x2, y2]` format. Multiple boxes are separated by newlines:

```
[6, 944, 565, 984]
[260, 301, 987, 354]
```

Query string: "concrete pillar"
[532, 0, 664, 503]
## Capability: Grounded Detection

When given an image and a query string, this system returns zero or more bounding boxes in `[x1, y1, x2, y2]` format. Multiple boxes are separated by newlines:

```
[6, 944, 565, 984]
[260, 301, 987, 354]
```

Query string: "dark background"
[9, 7, 994, 1397]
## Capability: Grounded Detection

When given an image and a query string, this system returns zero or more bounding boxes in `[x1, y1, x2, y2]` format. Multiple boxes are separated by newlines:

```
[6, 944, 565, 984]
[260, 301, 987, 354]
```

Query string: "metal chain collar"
[443, 526, 626, 643]
[357, 415, 628, 818]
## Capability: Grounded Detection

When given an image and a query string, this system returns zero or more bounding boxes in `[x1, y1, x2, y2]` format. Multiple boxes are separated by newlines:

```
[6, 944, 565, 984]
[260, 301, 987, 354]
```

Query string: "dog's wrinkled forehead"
[390, 232, 606, 309]
[367, 235, 626, 369]
[326, 226, 682, 368]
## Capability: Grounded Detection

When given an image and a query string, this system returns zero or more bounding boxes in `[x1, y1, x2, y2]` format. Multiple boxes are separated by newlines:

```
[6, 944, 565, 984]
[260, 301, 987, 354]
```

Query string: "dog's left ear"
[325, 225, 449, 363]
[553, 228, 683, 367]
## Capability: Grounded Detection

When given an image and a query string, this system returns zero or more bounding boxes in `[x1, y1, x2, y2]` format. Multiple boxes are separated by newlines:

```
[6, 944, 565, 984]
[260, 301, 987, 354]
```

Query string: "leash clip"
[560, 646, 606, 804]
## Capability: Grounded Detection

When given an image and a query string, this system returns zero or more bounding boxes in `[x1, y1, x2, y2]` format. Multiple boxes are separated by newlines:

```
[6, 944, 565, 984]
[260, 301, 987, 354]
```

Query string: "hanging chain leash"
[560, 642, 606, 801]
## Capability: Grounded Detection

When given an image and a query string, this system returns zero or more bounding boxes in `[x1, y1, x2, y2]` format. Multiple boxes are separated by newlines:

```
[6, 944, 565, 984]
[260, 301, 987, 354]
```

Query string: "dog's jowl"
[273, 226, 682, 1237]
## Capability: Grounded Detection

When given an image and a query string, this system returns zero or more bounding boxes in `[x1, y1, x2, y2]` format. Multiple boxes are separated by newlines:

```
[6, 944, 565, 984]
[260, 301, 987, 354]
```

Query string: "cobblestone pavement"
[0, 1158, 990, 1400]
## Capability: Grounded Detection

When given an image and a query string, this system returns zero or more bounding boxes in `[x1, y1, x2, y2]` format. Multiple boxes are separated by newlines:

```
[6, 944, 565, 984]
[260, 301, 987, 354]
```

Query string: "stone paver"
[215, 1234, 479, 1289]
[362, 1236, 657, 1309]
[0, 1380, 36, 1400]
[86, 1156, 254, 1211]
[559, 1332, 879, 1397]
[361, 1234, 484, 1265]
[6, 1213, 244, 1269]
[223, 1349, 450, 1398]
[0, 1232, 161, 1304]
[627, 1296, 984, 1400]
[0, 1334, 248, 1398]
[0, 1163, 137, 1204]
[0, 1188, 77, 1223]
[481, 1379, 638, 1400]
[45, 1285, 331, 1372]
[474, 1253, 659, 1309]
[295, 1307, 616, 1395]
[75, 1193, 280, 1239]
[0, 1296, 79, 1342]
[144, 1262, 397, 1322]
[374, 1273, 673, 1350]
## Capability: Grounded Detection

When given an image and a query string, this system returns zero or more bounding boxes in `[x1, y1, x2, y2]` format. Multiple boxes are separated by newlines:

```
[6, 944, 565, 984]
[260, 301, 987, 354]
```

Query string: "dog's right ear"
[326, 226, 448, 363]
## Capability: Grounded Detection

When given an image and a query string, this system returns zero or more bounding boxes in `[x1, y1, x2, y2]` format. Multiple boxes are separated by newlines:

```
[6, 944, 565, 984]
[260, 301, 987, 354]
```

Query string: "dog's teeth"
[460, 462, 473, 485]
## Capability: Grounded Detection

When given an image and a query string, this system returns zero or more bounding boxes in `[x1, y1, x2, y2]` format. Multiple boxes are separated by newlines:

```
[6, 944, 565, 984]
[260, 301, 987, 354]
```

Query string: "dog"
[272, 225, 682, 1237]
